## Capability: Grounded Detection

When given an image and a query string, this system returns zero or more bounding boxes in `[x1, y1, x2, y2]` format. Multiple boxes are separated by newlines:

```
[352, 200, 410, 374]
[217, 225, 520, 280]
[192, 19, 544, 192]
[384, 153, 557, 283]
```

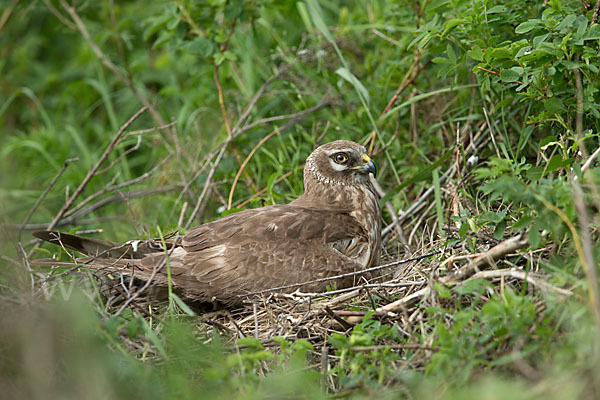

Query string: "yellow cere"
[362, 154, 371, 164]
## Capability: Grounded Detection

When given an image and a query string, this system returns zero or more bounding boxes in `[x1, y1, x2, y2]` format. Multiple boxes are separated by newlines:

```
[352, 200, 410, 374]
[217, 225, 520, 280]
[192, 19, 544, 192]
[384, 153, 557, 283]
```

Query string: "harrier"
[34, 140, 382, 304]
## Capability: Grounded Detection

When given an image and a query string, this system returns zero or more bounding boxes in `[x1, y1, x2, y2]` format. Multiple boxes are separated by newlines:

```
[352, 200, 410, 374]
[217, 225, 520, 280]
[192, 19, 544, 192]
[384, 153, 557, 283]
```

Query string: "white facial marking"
[323, 148, 356, 156]
[328, 158, 348, 171]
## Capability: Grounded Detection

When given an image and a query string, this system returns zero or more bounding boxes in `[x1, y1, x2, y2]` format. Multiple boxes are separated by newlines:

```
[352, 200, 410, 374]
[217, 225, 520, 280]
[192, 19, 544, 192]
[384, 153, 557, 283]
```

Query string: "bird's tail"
[32, 230, 132, 258]
[31, 231, 171, 286]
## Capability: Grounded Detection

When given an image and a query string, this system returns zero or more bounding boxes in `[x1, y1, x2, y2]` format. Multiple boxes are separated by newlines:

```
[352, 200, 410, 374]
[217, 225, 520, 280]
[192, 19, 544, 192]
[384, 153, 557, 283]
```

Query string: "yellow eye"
[333, 153, 349, 164]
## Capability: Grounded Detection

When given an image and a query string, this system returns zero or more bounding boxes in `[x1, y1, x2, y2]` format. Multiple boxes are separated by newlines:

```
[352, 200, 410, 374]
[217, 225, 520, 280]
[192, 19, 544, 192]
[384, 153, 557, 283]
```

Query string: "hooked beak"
[358, 153, 377, 176]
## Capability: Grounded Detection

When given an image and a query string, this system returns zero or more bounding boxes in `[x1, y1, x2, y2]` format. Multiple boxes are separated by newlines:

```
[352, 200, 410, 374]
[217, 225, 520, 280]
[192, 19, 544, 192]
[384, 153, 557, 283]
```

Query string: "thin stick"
[237, 249, 445, 298]
[382, 166, 454, 237]
[0, 0, 19, 33]
[232, 100, 331, 139]
[350, 344, 436, 352]
[571, 180, 600, 329]
[19, 157, 78, 241]
[344, 233, 531, 323]
[593, 0, 600, 24]
[380, 55, 427, 117]
[48, 106, 148, 232]
[469, 269, 573, 298]
[227, 127, 280, 209]
[58, 1, 170, 139]
[482, 107, 501, 158]
[236, 171, 294, 208]
[581, 146, 600, 174]
[184, 145, 228, 229]
[115, 234, 183, 317]
[64, 155, 170, 218]
[446, 233, 528, 281]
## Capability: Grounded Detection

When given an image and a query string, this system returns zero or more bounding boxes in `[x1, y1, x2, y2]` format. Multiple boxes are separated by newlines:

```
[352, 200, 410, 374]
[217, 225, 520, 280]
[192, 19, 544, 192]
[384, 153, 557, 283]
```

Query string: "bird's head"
[304, 140, 377, 187]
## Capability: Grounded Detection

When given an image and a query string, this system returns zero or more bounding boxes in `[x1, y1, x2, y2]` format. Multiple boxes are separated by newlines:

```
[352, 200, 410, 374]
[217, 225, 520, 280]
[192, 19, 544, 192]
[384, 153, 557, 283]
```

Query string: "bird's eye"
[333, 153, 349, 164]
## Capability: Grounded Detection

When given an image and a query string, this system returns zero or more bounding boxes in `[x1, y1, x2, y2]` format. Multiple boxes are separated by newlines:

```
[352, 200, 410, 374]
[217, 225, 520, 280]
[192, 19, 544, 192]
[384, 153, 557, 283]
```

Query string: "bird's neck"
[292, 178, 380, 216]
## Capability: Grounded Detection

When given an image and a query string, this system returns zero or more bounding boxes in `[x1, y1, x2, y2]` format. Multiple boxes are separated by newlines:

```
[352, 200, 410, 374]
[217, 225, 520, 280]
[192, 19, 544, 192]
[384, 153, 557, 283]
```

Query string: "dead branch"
[468, 269, 573, 298]
[445, 233, 529, 281]
[28, 107, 149, 257]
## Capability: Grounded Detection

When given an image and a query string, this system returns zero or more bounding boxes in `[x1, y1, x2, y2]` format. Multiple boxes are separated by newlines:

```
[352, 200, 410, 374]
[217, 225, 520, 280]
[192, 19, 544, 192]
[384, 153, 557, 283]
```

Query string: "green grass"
[1, 0, 600, 398]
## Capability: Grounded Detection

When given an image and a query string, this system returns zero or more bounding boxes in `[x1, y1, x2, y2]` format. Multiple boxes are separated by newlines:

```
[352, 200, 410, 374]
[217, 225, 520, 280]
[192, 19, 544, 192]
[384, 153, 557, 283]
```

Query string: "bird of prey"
[33, 140, 381, 304]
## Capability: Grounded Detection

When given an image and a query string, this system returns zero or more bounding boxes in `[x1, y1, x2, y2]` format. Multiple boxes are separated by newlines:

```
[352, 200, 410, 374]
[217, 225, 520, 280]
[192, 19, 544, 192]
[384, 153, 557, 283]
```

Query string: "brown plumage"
[33, 140, 381, 304]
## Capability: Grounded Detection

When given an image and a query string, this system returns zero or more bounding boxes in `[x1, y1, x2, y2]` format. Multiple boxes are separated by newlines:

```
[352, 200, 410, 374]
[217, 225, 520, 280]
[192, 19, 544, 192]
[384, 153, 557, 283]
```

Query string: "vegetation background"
[1, 0, 600, 398]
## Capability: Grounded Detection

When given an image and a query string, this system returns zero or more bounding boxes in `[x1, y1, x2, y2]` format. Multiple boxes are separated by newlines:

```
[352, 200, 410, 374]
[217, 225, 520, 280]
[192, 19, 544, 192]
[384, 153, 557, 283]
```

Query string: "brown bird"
[33, 140, 381, 304]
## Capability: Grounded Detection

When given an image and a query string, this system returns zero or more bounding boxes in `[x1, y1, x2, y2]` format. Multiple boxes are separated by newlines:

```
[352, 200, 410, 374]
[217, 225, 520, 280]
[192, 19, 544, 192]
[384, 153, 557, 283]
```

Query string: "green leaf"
[468, 45, 484, 61]
[188, 37, 216, 57]
[443, 18, 465, 35]
[447, 44, 457, 63]
[529, 226, 540, 249]
[515, 20, 541, 34]
[494, 220, 506, 240]
[237, 337, 264, 349]
[335, 67, 371, 105]
[434, 283, 452, 298]
[500, 69, 520, 82]
[487, 5, 508, 14]
[489, 47, 512, 59]
[584, 23, 600, 40]
[539, 136, 557, 148]
[526, 166, 544, 180]
[454, 279, 491, 295]
[513, 216, 533, 230]
[532, 33, 549, 47]
[544, 97, 566, 114]
[547, 155, 564, 172]
[432, 57, 452, 65]
[306, 0, 336, 44]
[515, 46, 532, 59]
[171, 293, 197, 316]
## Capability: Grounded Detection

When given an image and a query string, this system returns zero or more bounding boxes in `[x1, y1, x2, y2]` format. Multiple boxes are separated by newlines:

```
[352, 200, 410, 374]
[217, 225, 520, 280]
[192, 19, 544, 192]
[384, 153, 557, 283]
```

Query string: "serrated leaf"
[533, 33, 549, 47]
[494, 220, 506, 240]
[447, 43, 457, 63]
[513, 216, 533, 230]
[443, 18, 465, 34]
[500, 69, 520, 82]
[490, 47, 512, 59]
[468, 45, 484, 61]
[188, 37, 216, 57]
[547, 154, 564, 172]
[544, 97, 566, 114]
[454, 279, 491, 295]
[293, 339, 315, 351]
[539, 136, 557, 148]
[526, 166, 544, 180]
[584, 23, 600, 40]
